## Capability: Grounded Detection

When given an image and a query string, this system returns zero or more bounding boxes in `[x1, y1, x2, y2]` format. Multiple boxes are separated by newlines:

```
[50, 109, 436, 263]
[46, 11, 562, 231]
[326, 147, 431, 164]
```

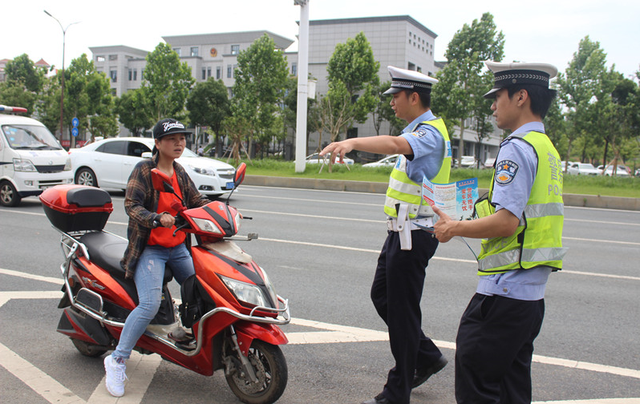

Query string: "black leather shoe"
[412, 356, 448, 388]
[361, 392, 394, 404]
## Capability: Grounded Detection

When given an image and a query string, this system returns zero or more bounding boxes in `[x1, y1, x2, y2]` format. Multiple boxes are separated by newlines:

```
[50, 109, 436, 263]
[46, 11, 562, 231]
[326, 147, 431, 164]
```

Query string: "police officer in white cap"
[322, 66, 452, 404]
[432, 61, 567, 404]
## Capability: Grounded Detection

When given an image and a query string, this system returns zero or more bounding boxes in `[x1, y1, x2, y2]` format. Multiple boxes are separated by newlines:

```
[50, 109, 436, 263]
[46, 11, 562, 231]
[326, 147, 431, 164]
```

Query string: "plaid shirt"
[120, 153, 208, 278]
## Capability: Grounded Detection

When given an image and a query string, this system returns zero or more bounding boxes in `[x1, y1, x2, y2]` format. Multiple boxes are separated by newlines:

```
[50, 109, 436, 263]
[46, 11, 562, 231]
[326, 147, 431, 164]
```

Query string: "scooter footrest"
[76, 288, 104, 313]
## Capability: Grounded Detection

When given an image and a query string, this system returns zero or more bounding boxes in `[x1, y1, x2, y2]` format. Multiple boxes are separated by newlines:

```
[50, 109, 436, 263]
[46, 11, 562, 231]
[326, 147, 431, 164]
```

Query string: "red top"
[148, 171, 186, 247]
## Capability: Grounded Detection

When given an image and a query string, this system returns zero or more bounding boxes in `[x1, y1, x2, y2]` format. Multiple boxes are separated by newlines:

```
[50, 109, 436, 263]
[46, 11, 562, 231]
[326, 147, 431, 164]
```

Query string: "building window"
[129, 69, 133, 81]
[417, 66, 422, 73]
[231, 45, 240, 55]
[133, 69, 137, 81]
[96, 55, 105, 62]
[227, 65, 232, 78]
[110, 68, 117, 83]
[190, 47, 199, 57]
[233, 64, 238, 78]
[202, 68, 206, 80]
[216, 66, 221, 79]
[207, 67, 211, 78]
[291, 63, 297, 76]
[141, 69, 144, 80]
[109, 54, 118, 61]
[408, 62, 415, 71]
[174, 48, 181, 56]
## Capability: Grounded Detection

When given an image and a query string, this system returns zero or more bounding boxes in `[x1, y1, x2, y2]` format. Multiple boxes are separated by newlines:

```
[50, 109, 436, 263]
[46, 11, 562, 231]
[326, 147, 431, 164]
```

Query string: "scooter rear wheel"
[225, 340, 288, 404]
[71, 338, 109, 358]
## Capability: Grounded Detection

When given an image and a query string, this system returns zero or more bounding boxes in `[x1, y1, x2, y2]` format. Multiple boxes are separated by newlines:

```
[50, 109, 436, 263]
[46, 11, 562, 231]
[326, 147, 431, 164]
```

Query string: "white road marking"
[0, 339, 85, 403]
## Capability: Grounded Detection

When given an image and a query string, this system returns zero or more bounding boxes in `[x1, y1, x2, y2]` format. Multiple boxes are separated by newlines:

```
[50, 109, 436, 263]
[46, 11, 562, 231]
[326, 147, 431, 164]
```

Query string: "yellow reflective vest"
[475, 131, 567, 275]
[383, 118, 451, 218]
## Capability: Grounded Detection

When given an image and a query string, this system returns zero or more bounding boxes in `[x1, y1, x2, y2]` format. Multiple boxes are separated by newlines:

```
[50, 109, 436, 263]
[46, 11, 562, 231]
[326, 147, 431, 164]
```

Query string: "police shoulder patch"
[495, 160, 519, 185]
[411, 126, 430, 138]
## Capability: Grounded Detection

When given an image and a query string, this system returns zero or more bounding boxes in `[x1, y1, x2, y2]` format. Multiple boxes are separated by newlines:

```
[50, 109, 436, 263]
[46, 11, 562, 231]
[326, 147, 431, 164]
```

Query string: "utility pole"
[294, 0, 310, 173]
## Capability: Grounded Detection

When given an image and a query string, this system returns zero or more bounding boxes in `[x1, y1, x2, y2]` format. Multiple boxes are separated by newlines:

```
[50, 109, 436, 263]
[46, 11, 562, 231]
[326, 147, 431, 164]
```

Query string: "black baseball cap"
[153, 118, 189, 140]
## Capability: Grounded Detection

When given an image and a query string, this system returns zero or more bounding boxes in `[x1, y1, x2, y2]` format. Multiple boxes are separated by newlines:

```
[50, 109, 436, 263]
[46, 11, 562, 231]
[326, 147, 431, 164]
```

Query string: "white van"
[0, 106, 74, 206]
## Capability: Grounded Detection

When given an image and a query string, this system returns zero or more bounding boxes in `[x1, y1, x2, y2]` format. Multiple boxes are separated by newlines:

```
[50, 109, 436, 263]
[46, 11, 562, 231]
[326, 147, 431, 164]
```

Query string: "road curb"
[244, 175, 640, 211]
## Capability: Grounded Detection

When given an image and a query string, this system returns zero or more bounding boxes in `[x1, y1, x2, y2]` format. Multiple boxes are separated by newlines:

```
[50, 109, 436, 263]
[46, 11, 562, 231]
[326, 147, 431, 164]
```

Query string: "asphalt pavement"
[1, 185, 639, 403]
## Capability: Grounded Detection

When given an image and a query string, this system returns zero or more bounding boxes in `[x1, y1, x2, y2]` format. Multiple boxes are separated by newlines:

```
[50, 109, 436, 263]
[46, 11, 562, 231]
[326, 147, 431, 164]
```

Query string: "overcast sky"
[4, 0, 639, 80]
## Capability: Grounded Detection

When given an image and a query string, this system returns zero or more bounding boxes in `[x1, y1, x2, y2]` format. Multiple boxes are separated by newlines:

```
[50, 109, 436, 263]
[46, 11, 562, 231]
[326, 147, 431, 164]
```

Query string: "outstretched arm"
[320, 136, 412, 163]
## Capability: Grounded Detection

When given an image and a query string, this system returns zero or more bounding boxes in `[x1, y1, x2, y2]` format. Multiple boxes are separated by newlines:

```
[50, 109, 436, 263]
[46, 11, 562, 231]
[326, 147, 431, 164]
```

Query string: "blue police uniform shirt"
[476, 121, 552, 301]
[399, 110, 446, 183]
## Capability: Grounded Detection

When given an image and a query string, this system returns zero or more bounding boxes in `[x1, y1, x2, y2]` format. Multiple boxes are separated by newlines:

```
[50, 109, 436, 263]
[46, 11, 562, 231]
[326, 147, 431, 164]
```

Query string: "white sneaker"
[104, 354, 127, 397]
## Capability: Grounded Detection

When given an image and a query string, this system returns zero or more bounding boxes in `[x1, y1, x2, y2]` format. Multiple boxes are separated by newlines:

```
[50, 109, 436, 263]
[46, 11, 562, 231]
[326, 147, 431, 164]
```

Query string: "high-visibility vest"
[475, 131, 567, 275]
[383, 118, 451, 218]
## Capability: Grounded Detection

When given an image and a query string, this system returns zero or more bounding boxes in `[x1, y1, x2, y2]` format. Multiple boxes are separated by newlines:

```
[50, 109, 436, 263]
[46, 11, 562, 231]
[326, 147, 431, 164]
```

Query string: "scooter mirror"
[234, 163, 247, 188]
[151, 168, 175, 193]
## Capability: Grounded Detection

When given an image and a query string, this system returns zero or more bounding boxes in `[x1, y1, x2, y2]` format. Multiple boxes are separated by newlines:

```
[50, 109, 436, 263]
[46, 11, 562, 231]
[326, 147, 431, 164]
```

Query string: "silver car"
[69, 137, 236, 198]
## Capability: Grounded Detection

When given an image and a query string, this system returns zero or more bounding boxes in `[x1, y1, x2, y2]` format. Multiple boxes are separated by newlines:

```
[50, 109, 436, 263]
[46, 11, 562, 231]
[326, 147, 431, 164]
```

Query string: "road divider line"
[0, 268, 63, 285]
[0, 341, 85, 403]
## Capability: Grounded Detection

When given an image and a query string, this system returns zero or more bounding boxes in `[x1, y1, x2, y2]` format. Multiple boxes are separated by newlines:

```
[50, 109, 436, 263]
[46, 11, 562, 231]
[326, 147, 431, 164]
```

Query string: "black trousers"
[455, 294, 545, 404]
[371, 230, 442, 404]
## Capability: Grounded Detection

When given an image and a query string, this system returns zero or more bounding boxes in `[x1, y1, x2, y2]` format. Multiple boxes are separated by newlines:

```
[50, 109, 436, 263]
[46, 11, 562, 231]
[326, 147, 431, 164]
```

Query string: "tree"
[64, 54, 118, 143]
[601, 73, 640, 173]
[4, 54, 46, 93]
[187, 78, 231, 157]
[326, 32, 380, 124]
[0, 54, 47, 114]
[282, 76, 319, 158]
[556, 36, 609, 166]
[432, 13, 504, 167]
[371, 81, 404, 137]
[142, 43, 195, 122]
[232, 34, 290, 158]
[115, 89, 153, 136]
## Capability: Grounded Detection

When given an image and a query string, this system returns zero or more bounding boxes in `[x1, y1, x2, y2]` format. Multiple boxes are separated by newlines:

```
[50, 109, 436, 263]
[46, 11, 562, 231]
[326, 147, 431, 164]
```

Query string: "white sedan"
[69, 137, 236, 198]
[306, 153, 354, 165]
[567, 162, 600, 175]
[362, 154, 399, 167]
[597, 165, 630, 177]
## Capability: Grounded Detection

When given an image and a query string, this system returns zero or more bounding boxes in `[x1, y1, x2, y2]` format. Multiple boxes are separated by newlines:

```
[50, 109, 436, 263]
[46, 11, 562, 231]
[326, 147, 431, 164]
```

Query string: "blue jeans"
[113, 244, 195, 360]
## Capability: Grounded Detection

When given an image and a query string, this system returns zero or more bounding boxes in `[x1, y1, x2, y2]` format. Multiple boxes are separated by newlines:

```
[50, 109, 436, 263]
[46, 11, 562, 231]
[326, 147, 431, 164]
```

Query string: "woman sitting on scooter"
[104, 118, 209, 397]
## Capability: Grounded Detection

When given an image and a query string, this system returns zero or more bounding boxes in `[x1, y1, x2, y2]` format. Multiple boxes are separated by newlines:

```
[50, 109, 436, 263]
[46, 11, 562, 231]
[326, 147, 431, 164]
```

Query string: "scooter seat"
[79, 232, 173, 284]
[79, 232, 128, 279]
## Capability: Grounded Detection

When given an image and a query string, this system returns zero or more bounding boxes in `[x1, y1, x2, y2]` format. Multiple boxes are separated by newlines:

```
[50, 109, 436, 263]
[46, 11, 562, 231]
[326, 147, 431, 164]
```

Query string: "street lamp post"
[44, 10, 79, 144]
[294, 0, 310, 173]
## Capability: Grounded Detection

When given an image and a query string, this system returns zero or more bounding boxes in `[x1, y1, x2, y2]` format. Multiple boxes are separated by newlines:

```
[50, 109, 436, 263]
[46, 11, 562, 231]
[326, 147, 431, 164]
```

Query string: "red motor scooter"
[40, 163, 290, 404]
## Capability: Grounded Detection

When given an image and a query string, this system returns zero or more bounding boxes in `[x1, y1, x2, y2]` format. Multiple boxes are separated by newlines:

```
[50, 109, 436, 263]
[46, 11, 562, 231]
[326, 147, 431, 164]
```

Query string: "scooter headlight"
[191, 217, 223, 235]
[220, 275, 269, 308]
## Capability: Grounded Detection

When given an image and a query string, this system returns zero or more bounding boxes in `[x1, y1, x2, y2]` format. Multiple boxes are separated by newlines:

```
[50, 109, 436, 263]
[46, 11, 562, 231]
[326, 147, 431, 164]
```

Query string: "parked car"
[483, 157, 496, 169]
[306, 152, 354, 165]
[68, 137, 236, 198]
[363, 154, 399, 168]
[567, 162, 600, 175]
[597, 165, 630, 177]
[460, 156, 477, 168]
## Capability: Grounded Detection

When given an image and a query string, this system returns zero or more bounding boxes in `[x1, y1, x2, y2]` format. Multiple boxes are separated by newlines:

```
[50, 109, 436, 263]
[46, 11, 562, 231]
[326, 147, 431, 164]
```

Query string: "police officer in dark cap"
[433, 61, 567, 404]
[322, 66, 452, 404]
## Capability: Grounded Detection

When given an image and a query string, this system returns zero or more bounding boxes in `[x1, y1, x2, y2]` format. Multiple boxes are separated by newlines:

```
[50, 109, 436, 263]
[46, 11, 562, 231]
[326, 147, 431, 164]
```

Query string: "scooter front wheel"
[225, 340, 288, 404]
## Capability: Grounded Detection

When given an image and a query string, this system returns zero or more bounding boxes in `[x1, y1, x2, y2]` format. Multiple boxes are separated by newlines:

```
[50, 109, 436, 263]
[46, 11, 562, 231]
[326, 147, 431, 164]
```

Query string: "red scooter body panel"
[74, 257, 136, 310]
[235, 322, 289, 356]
